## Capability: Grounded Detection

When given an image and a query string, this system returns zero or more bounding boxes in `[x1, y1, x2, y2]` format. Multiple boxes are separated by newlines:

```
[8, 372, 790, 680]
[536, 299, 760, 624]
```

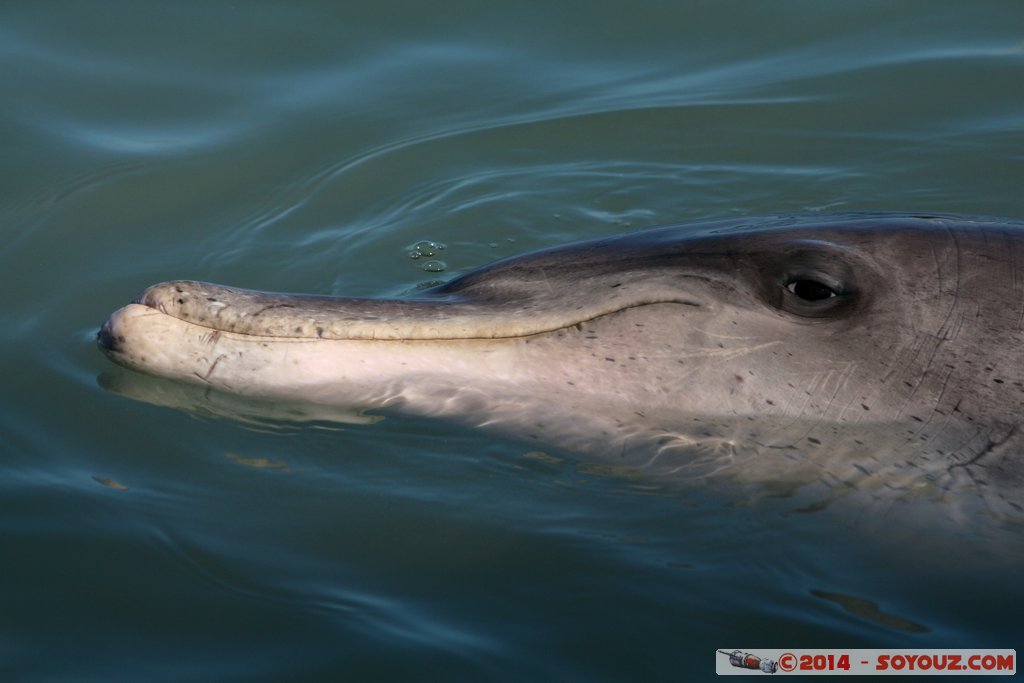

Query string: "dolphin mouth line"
[132, 281, 703, 342]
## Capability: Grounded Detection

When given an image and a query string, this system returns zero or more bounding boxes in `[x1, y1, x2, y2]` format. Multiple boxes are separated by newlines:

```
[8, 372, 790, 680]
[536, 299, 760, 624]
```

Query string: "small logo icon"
[718, 650, 778, 674]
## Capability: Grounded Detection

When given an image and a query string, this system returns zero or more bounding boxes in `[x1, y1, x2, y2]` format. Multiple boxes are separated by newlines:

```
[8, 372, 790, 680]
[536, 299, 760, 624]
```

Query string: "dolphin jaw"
[127, 279, 704, 342]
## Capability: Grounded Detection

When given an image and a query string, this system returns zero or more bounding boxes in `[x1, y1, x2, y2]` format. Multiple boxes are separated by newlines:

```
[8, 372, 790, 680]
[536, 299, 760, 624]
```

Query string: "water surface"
[1, 2, 1023, 681]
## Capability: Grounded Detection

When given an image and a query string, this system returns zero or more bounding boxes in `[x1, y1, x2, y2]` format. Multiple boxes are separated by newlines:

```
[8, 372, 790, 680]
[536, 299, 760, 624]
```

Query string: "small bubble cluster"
[408, 240, 447, 272]
[408, 240, 446, 259]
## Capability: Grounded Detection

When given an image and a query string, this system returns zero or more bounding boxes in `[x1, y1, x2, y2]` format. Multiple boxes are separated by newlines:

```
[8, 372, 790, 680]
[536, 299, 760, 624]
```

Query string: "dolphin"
[98, 213, 1024, 517]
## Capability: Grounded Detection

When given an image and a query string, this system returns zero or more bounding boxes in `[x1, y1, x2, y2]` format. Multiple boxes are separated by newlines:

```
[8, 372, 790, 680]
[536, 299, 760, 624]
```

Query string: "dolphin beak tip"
[97, 317, 119, 353]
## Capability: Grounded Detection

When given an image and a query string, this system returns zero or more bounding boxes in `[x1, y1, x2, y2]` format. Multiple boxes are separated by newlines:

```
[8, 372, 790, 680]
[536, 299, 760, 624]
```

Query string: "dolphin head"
[99, 213, 1024, 515]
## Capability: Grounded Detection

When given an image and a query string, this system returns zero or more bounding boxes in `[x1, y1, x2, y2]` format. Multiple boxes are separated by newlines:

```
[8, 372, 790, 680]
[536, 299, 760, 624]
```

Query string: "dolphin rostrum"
[98, 213, 1024, 518]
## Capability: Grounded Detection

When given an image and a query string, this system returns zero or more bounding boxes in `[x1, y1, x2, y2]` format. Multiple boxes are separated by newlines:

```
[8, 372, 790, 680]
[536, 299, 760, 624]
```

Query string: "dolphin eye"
[786, 279, 837, 301]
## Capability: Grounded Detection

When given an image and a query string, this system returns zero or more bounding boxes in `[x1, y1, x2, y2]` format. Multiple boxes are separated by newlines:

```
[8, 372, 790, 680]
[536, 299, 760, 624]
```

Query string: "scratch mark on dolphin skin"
[673, 342, 783, 361]
[251, 303, 297, 317]
[195, 354, 229, 383]
[538, 267, 556, 295]
[702, 331, 769, 342]
[947, 425, 1020, 498]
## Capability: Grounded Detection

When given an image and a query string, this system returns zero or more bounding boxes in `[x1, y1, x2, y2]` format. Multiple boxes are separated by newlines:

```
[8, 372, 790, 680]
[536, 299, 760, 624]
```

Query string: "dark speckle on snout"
[97, 319, 122, 352]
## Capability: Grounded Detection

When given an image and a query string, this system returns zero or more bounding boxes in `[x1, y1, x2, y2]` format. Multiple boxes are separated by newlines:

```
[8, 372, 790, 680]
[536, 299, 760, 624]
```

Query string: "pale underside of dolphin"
[98, 213, 1024, 519]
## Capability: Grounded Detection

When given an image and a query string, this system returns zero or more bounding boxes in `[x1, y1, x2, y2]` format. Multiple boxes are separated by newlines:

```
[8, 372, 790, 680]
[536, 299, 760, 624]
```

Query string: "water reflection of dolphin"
[98, 213, 1024, 516]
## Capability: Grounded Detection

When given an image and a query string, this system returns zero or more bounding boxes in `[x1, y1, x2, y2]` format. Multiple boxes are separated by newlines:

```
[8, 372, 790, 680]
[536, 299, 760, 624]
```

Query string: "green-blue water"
[2, 2, 1022, 680]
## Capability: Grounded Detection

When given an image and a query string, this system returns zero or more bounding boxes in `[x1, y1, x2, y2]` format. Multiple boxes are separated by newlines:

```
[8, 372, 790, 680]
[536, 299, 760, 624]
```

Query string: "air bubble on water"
[422, 260, 446, 272]
[408, 240, 446, 259]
